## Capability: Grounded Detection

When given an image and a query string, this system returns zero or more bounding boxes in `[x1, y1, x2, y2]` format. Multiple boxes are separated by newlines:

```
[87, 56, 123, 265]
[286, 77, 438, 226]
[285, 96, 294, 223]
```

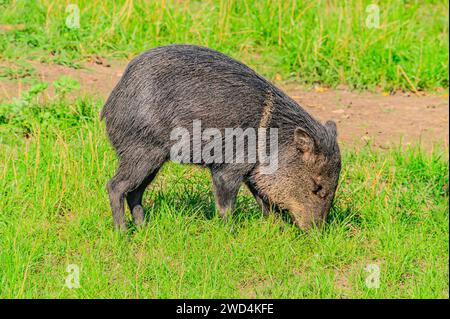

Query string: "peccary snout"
[287, 197, 332, 231]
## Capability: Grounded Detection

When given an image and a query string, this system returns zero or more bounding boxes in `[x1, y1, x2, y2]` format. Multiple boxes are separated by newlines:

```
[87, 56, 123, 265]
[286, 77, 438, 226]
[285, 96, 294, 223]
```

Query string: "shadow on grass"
[145, 184, 265, 223]
[326, 202, 362, 229]
[134, 181, 354, 234]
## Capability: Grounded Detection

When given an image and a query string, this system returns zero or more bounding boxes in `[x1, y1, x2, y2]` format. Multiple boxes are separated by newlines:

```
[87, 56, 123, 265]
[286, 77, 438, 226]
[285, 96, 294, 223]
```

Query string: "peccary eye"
[312, 183, 326, 198]
[312, 183, 322, 194]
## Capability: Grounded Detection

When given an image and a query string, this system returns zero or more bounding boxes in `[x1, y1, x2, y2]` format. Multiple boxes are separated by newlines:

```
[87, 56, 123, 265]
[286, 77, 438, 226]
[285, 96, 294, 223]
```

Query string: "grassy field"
[0, 96, 448, 298]
[0, 0, 448, 90]
[0, 0, 448, 299]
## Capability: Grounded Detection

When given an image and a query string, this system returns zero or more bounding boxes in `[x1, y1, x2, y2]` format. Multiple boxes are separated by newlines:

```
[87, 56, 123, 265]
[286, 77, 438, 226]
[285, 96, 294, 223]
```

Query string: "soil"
[1, 59, 448, 150]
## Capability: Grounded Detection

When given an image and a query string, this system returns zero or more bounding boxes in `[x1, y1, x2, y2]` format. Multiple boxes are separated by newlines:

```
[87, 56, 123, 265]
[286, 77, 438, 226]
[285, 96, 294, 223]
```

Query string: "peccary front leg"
[210, 168, 243, 221]
[245, 181, 272, 216]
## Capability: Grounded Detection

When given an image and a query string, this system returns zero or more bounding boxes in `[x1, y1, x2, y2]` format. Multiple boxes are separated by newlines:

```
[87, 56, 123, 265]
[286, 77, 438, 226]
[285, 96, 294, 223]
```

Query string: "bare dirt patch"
[285, 85, 449, 150]
[1, 60, 448, 149]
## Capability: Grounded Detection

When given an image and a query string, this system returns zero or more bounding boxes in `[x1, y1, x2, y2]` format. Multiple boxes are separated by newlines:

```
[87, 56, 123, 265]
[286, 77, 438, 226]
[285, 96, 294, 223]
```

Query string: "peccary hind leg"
[126, 169, 160, 226]
[211, 169, 243, 221]
[107, 150, 165, 231]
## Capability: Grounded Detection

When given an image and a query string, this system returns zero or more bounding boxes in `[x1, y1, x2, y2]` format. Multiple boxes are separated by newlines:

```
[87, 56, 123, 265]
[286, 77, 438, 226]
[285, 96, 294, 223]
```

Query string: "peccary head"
[255, 120, 341, 230]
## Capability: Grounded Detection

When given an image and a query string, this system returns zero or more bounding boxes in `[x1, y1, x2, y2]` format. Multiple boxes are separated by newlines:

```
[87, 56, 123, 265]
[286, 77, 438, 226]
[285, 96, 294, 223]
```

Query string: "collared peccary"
[101, 44, 341, 231]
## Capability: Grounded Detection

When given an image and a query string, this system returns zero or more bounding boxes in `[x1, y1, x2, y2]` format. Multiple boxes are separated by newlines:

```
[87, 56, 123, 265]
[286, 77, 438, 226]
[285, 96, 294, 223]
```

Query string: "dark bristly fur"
[102, 44, 341, 231]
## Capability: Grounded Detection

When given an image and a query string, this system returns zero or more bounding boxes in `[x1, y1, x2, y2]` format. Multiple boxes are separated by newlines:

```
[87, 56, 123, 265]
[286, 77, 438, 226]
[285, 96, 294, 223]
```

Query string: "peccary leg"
[245, 181, 272, 216]
[126, 168, 160, 226]
[211, 169, 242, 221]
[107, 150, 165, 231]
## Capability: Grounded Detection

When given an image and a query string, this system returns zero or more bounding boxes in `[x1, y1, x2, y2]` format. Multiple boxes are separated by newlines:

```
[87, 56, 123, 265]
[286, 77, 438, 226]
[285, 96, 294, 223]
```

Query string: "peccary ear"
[294, 127, 315, 153]
[325, 120, 337, 137]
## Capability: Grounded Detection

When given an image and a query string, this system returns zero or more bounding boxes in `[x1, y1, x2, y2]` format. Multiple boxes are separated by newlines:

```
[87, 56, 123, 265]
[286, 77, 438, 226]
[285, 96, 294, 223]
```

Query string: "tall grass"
[0, 97, 448, 298]
[0, 0, 448, 90]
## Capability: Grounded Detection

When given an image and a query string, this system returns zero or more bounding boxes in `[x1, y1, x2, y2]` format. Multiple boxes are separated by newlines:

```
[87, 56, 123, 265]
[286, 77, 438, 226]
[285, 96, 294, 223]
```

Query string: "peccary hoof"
[132, 205, 145, 226]
[115, 223, 128, 232]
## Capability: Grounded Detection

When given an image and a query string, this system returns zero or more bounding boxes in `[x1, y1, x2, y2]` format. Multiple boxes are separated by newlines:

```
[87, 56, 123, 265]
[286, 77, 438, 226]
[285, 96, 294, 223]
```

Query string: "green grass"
[0, 0, 448, 91]
[0, 97, 448, 298]
[0, 1, 448, 298]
